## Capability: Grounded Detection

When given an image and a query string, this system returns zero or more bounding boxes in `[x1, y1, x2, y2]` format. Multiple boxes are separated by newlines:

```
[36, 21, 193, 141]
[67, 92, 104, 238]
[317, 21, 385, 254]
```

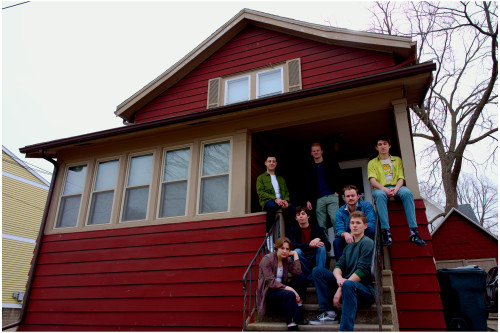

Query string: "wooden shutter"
[207, 78, 221, 109]
[286, 58, 302, 92]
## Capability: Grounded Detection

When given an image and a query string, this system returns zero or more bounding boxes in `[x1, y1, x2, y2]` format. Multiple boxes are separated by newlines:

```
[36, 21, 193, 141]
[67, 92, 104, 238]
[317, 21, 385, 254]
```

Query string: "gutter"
[20, 61, 436, 157]
[2, 151, 59, 331]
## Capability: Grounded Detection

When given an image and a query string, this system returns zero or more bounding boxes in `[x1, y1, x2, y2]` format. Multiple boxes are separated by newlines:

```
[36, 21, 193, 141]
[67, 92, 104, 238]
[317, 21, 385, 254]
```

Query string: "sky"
[2, 0, 375, 181]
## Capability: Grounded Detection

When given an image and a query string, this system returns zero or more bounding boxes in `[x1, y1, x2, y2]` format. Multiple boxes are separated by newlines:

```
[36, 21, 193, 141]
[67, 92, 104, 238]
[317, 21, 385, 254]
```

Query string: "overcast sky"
[3, 0, 376, 180]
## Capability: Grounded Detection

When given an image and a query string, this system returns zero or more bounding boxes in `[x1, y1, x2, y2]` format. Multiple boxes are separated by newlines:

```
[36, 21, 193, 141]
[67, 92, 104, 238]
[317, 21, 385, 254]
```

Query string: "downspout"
[2, 150, 59, 331]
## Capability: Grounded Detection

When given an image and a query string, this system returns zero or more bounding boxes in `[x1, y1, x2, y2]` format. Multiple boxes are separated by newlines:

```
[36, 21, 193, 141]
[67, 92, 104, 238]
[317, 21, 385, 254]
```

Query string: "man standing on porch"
[256, 153, 296, 234]
[367, 134, 426, 247]
[306, 142, 342, 246]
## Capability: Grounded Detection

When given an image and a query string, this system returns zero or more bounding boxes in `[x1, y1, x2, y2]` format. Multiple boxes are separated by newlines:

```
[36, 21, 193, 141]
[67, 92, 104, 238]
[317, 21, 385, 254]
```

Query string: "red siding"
[387, 199, 447, 331]
[432, 212, 498, 261]
[134, 26, 396, 123]
[19, 215, 266, 331]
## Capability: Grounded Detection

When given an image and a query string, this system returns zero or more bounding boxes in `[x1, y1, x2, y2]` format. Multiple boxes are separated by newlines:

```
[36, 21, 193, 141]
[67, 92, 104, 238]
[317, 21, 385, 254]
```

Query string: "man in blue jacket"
[333, 185, 376, 259]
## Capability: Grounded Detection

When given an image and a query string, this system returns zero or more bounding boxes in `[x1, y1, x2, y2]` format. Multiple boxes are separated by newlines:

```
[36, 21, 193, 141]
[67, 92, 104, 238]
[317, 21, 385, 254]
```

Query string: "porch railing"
[242, 214, 282, 330]
[371, 216, 384, 331]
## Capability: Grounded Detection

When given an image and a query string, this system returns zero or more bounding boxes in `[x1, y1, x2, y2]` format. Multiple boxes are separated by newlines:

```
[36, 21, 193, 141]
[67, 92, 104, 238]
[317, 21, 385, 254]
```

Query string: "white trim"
[2, 233, 36, 244]
[2, 171, 49, 190]
[2, 145, 50, 186]
[3, 303, 22, 309]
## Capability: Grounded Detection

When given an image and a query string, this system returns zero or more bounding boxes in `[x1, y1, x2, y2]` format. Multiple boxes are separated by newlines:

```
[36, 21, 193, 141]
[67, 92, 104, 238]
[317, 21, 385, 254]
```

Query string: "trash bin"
[437, 265, 488, 331]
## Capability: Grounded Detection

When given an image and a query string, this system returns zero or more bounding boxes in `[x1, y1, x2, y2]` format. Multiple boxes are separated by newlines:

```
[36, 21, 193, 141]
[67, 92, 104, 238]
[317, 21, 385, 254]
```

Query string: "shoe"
[309, 311, 337, 325]
[382, 229, 393, 246]
[296, 317, 309, 325]
[409, 230, 427, 246]
[288, 324, 298, 331]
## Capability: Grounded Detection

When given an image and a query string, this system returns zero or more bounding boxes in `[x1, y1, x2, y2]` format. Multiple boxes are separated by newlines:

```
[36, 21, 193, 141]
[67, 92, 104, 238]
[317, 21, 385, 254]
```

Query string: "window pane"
[63, 165, 87, 195]
[200, 175, 228, 213]
[94, 160, 119, 191]
[164, 148, 190, 181]
[127, 154, 153, 186]
[56, 195, 81, 228]
[258, 69, 282, 97]
[202, 141, 230, 176]
[226, 76, 249, 104]
[159, 181, 187, 217]
[123, 186, 149, 221]
[88, 191, 114, 225]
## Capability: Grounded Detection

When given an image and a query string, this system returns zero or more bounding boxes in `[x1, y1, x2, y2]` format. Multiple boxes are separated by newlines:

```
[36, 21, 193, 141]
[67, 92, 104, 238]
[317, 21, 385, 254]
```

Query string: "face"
[344, 189, 360, 206]
[350, 217, 367, 237]
[310, 145, 323, 159]
[265, 157, 277, 172]
[295, 210, 310, 227]
[277, 242, 291, 260]
[375, 140, 391, 155]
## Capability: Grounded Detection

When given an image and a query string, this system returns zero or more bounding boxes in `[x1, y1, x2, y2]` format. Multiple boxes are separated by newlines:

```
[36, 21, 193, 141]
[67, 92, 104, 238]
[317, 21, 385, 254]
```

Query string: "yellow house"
[2, 146, 49, 326]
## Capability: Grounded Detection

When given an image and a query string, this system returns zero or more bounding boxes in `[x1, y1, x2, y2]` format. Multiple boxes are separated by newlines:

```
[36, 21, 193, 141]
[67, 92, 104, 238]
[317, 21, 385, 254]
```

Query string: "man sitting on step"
[310, 211, 375, 331]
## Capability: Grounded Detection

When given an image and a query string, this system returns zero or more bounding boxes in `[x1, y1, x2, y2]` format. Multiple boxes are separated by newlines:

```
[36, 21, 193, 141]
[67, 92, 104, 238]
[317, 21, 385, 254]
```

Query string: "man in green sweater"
[310, 211, 375, 331]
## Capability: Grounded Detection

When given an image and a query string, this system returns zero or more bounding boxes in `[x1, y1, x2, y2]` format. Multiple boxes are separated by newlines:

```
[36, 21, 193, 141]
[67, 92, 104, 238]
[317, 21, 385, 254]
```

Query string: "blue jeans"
[333, 227, 374, 260]
[312, 267, 374, 331]
[295, 246, 327, 281]
[372, 186, 417, 230]
[263, 200, 296, 232]
[316, 194, 339, 240]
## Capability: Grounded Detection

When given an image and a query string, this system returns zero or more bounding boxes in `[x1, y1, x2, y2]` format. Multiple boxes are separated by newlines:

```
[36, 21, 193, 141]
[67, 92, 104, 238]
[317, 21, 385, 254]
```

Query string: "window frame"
[196, 138, 232, 215]
[54, 162, 89, 229]
[157, 144, 193, 219]
[85, 157, 121, 226]
[224, 75, 251, 105]
[256, 67, 284, 98]
[120, 151, 155, 223]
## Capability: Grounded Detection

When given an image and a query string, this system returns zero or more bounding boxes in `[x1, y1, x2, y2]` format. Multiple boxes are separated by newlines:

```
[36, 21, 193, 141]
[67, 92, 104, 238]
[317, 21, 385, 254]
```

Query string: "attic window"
[207, 58, 302, 108]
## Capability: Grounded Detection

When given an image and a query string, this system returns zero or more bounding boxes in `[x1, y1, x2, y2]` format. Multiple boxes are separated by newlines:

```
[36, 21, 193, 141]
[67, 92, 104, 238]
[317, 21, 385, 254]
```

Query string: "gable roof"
[431, 207, 497, 241]
[115, 8, 417, 122]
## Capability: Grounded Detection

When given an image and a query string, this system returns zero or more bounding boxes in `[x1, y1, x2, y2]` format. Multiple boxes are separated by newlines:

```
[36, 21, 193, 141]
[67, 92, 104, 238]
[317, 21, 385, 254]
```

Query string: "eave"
[115, 8, 417, 122]
[20, 61, 435, 159]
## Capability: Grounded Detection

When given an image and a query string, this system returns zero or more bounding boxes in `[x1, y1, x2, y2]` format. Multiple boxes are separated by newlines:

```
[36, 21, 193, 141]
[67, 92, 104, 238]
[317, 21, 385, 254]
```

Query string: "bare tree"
[369, 2, 498, 213]
[457, 173, 498, 232]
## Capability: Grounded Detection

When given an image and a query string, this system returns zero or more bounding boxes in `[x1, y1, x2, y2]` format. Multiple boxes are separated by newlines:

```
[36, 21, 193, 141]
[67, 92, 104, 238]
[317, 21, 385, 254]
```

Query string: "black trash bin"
[437, 265, 488, 331]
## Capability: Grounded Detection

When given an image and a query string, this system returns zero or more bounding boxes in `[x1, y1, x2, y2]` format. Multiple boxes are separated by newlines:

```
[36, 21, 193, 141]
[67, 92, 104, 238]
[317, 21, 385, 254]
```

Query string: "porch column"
[392, 99, 421, 198]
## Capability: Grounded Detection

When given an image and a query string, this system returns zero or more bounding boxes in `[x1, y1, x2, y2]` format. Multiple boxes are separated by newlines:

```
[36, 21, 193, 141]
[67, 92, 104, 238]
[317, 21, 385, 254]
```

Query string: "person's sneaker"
[309, 311, 337, 325]
[382, 229, 393, 246]
[409, 231, 427, 246]
[295, 317, 309, 325]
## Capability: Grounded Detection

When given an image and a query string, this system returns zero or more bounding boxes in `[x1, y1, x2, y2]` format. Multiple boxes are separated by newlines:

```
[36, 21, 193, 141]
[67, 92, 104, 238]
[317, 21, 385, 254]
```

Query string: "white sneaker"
[309, 311, 337, 325]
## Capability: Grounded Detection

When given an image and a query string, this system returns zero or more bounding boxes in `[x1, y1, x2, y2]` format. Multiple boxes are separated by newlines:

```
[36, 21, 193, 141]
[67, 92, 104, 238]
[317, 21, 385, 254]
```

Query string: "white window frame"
[54, 163, 89, 229]
[197, 138, 232, 215]
[85, 157, 120, 226]
[120, 151, 155, 223]
[157, 145, 193, 219]
[256, 67, 283, 98]
[224, 75, 251, 105]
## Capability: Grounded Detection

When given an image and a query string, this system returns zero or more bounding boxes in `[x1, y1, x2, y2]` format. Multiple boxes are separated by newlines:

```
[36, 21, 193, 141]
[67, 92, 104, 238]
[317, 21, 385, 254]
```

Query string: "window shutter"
[207, 78, 221, 109]
[287, 58, 302, 92]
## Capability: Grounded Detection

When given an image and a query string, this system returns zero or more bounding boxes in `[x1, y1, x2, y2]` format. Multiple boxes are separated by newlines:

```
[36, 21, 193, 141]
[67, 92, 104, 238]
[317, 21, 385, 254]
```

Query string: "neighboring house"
[2, 146, 49, 326]
[14, 9, 448, 331]
[422, 196, 445, 233]
[432, 207, 498, 272]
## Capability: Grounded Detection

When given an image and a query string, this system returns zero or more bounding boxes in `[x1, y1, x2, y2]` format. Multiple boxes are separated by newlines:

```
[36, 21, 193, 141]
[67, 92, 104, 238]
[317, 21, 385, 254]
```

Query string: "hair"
[264, 152, 277, 161]
[311, 142, 322, 149]
[374, 134, 391, 147]
[295, 205, 310, 216]
[343, 185, 360, 195]
[274, 237, 292, 251]
[350, 211, 368, 224]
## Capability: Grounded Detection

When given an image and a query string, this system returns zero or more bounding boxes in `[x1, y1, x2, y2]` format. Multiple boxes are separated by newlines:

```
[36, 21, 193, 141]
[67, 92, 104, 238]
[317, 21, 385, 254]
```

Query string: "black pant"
[266, 274, 307, 324]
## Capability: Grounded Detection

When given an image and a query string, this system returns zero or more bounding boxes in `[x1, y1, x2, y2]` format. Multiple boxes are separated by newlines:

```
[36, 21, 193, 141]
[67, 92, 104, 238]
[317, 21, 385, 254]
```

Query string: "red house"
[432, 207, 498, 271]
[12, 9, 447, 331]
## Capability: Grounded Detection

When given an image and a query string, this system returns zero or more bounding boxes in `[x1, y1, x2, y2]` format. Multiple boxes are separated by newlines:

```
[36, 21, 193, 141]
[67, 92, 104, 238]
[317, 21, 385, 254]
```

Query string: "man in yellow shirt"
[367, 135, 426, 247]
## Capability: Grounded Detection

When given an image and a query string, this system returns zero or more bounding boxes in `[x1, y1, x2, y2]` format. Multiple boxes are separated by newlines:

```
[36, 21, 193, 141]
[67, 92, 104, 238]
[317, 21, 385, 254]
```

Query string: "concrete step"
[245, 322, 395, 331]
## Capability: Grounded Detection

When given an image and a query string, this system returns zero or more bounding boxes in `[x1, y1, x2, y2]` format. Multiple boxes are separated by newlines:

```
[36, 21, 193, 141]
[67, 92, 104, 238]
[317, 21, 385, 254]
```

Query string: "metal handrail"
[242, 215, 281, 330]
[370, 217, 384, 331]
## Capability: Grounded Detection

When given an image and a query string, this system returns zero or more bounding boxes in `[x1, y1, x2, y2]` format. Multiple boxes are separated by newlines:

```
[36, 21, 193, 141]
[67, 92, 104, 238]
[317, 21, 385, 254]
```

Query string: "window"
[199, 141, 230, 214]
[87, 159, 119, 225]
[159, 147, 190, 218]
[122, 154, 153, 222]
[56, 164, 88, 228]
[257, 68, 283, 98]
[225, 75, 250, 105]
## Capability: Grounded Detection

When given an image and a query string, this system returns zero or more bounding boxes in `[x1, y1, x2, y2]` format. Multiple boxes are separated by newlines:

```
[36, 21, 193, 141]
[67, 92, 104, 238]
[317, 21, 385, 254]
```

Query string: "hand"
[343, 232, 354, 244]
[336, 276, 347, 288]
[309, 238, 324, 248]
[286, 286, 301, 303]
[306, 201, 313, 210]
[333, 288, 342, 308]
[289, 250, 297, 257]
